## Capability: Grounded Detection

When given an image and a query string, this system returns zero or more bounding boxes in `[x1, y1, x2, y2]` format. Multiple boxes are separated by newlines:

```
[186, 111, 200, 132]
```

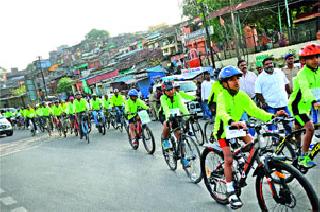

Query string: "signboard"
[183, 26, 214, 42]
[181, 66, 213, 79]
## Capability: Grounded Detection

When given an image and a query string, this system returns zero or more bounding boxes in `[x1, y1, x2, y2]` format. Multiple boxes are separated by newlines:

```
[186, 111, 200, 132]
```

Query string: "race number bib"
[170, 109, 180, 116]
[226, 127, 246, 139]
[138, 110, 150, 125]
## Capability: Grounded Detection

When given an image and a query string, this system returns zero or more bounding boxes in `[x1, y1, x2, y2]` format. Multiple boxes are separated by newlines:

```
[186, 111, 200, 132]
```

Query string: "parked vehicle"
[0, 114, 13, 136]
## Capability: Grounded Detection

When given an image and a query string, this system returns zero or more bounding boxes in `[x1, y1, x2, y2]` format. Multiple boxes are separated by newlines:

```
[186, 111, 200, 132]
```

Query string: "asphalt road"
[0, 121, 319, 212]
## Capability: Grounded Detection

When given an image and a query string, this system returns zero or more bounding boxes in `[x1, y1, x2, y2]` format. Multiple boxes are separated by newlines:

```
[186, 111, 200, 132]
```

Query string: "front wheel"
[161, 137, 177, 171]
[142, 125, 155, 154]
[255, 160, 319, 211]
[201, 147, 228, 204]
[191, 120, 204, 146]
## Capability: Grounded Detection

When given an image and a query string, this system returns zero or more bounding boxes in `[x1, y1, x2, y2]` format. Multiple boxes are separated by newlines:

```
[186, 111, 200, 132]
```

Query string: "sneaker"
[131, 139, 138, 146]
[162, 139, 172, 150]
[181, 158, 190, 168]
[298, 155, 316, 169]
[227, 191, 243, 209]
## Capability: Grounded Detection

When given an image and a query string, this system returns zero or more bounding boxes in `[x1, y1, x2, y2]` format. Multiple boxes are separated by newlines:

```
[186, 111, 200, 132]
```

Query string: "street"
[0, 121, 319, 212]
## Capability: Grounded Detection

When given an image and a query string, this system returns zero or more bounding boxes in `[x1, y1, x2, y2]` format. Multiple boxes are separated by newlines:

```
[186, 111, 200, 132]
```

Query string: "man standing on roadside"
[238, 59, 257, 100]
[201, 72, 214, 120]
[282, 53, 300, 92]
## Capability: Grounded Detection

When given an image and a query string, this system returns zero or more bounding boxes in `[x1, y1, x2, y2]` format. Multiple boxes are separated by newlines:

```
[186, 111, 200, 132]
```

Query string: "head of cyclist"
[41, 101, 46, 108]
[299, 43, 319, 70]
[219, 66, 242, 96]
[162, 81, 174, 97]
[104, 94, 109, 100]
[92, 94, 97, 100]
[173, 83, 180, 93]
[262, 57, 274, 74]
[54, 101, 59, 107]
[128, 89, 139, 102]
[75, 92, 82, 100]
[69, 96, 74, 103]
[48, 102, 53, 108]
[114, 89, 119, 97]
[60, 100, 65, 105]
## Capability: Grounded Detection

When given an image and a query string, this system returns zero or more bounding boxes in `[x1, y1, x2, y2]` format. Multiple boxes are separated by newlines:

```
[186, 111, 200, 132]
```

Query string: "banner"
[36, 59, 52, 69]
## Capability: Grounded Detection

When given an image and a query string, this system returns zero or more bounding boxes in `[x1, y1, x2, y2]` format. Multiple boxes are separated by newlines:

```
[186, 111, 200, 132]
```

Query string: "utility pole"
[37, 56, 48, 99]
[229, 0, 241, 60]
[199, 2, 215, 69]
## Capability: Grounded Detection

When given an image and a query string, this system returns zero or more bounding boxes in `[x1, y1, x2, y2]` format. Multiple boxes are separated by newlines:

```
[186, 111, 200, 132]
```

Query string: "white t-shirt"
[201, 80, 214, 101]
[239, 71, 257, 99]
[255, 68, 289, 108]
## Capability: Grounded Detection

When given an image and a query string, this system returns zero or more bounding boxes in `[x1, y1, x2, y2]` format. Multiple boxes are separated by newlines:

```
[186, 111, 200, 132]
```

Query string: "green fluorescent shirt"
[289, 66, 320, 115]
[214, 89, 273, 139]
[4, 111, 13, 118]
[103, 98, 111, 110]
[74, 98, 88, 113]
[207, 81, 224, 104]
[36, 108, 43, 116]
[110, 95, 125, 107]
[90, 98, 101, 110]
[125, 98, 149, 119]
[42, 107, 51, 117]
[60, 103, 68, 114]
[26, 108, 36, 118]
[53, 105, 62, 116]
[67, 102, 75, 115]
[177, 91, 196, 101]
[160, 93, 189, 120]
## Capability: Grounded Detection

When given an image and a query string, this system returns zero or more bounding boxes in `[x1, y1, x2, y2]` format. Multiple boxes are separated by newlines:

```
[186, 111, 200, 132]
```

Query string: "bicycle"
[53, 116, 63, 136]
[94, 109, 106, 135]
[61, 114, 70, 137]
[204, 119, 215, 144]
[125, 110, 155, 154]
[80, 112, 90, 144]
[200, 119, 319, 211]
[161, 113, 202, 184]
[43, 116, 53, 136]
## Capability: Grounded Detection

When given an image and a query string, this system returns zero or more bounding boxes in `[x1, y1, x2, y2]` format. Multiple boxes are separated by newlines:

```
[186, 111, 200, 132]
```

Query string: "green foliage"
[85, 29, 110, 41]
[57, 77, 73, 95]
[12, 85, 26, 96]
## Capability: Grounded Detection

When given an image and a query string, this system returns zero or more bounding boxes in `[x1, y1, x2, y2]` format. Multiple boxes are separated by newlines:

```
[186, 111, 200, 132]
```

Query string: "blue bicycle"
[80, 112, 91, 144]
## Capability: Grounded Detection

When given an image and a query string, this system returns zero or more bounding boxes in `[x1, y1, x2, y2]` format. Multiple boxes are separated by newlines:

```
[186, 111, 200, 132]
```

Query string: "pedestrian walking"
[282, 53, 300, 93]
[148, 87, 158, 121]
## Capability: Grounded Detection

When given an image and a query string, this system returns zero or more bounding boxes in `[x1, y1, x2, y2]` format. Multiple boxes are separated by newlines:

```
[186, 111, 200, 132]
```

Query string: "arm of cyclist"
[297, 71, 319, 106]
[160, 95, 171, 120]
[178, 91, 196, 101]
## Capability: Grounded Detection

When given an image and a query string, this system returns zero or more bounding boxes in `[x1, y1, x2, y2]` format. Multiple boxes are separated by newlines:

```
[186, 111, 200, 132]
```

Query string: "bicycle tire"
[161, 137, 177, 171]
[191, 120, 204, 146]
[102, 124, 106, 135]
[181, 135, 202, 183]
[204, 120, 214, 144]
[201, 147, 228, 204]
[255, 160, 319, 211]
[142, 125, 155, 154]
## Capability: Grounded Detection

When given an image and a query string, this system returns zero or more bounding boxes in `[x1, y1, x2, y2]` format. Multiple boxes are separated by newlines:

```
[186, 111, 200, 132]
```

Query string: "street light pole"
[37, 56, 48, 99]
[199, 2, 216, 69]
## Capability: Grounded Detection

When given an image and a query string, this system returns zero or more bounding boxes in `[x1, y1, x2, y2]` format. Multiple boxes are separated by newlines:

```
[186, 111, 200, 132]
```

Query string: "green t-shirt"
[125, 98, 149, 119]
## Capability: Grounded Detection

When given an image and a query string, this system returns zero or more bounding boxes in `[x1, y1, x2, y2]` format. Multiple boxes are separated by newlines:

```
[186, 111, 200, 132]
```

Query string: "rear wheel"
[142, 125, 155, 154]
[181, 135, 202, 183]
[201, 147, 228, 204]
[102, 124, 106, 135]
[256, 160, 319, 211]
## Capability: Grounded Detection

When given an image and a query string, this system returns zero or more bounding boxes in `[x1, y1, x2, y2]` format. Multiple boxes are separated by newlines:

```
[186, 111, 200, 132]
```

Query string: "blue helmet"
[128, 89, 139, 97]
[219, 65, 242, 81]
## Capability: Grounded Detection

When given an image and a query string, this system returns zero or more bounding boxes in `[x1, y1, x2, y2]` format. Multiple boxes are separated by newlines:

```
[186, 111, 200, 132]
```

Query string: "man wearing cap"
[282, 53, 300, 92]
[110, 89, 125, 127]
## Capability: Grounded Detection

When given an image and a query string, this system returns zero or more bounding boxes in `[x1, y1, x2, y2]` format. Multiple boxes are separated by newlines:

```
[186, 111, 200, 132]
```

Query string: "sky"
[0, 0, 184, 71]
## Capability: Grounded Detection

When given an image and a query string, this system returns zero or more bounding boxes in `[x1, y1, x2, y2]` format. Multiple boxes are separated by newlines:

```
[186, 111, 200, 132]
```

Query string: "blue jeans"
[92, 110, 105, 126]
[114, 107, 123, 124]
[202, 101, 211, 119]
[265, 106, 291, 134]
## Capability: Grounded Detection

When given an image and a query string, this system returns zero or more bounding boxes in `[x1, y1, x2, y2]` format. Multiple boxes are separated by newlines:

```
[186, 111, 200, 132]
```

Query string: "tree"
[85, 29, 110, 41]
[57, 77, 73, 95]
[12, 85, 26, 96]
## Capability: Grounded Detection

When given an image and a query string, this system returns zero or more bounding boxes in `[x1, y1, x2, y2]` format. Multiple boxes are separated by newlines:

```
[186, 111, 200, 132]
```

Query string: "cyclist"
[90, 94, 105, 128]
[67, 96, 76, 133]
[52, 101, 63, 129]
[4, 109, 13, 125]
[74, 92, 89, 138]
[214, 66, 286, 209]
[26, 104, 37, 133]
[288, 43, 320, 168]
[41, 102, 53, 131]
[173, 83, 197, 101]
[160, 81, 190, 167]
[110, 89, 125, 127]
[125, 89, 149, 146]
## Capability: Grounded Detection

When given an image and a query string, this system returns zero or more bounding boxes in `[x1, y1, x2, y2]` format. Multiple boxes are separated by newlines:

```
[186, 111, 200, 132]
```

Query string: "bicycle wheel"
[82, 122, 89, 144]
[204, 120, 214, 143]
[201, 147, 228, 204]
[102, 124, 106, 135]
[161, 137, 177, 171]
[142, 125, 155, 154]
[256, 160, 319, 211]
[180, 135, 202, 183]
[191, 120, 204, 146]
